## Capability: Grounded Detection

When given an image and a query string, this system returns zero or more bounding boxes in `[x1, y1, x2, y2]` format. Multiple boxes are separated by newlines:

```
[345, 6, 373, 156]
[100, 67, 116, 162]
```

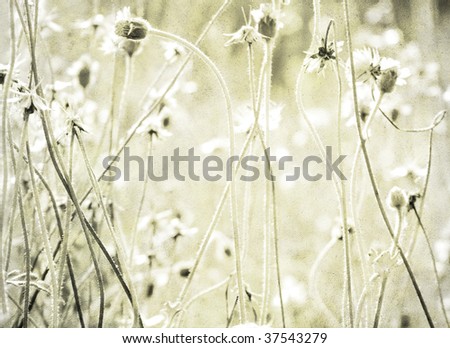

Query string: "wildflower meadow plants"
[0, 0, 449, 328]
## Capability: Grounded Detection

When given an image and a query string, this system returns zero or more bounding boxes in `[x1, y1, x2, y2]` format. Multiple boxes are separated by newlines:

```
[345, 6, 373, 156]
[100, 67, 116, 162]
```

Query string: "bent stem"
[349, 91, 384, 324]
[7, 113, 31, 327]
[129, 134, 153, 264]
[373, 274, 388, 328]
[74, 127, 142, 327]
[332, 21, 353, 328]
[412, 205, 450, 327]
[108, 55, 118, 155]
[311, 0, 321, 51]
[343, 0, 434, 328]
[0, 0, 17, 314]
[260, 40, 273, 326]
[381, 109, 446, 133]
[407, 130, 434, 255]
[25, 135, 59, 328]
[19, 6, 131, 324]
[17, 191, 30, 328]
[355, 274, 378, 327]
[139, 28, 245, 323]
[308, 237, 340, 326]
[373, 208, 403, 328]
[182, 276, 232, 316]
[118, 54, 133, 135]
[57, 131, 75, 319]
[249, 41, 285, 327]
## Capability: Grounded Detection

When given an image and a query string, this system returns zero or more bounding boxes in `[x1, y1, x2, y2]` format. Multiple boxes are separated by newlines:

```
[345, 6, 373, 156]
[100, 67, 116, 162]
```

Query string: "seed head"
[114, 7, 150, 41]
[115, 18, 150, 40]
[387, 186, 407, 210]
[251, 3, 280, 40]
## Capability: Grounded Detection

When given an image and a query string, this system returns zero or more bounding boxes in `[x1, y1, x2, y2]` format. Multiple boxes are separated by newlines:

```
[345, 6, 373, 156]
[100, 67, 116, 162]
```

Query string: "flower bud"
[78, 65, 90, 89]
[387, 186, 407, 210]
[251, 4, 280, 40]
[378, 67, 398, 94]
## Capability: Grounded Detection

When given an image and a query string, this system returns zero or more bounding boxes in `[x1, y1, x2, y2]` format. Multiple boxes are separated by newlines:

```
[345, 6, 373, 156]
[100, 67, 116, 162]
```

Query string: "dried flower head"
[304, 21, 342, 74]
[251, 3, 281, 40]
[13, 84, 50, 115]
[350, 47, 382, 84]
[66, 113, 89, 133]
[348, 47, 408, 89]
[387, 186, 408, 210]
[369, 248, 397, 276]
[114, 7, 151, 41]
[377, 66, 398, 93]
[224, 25, 262, 46]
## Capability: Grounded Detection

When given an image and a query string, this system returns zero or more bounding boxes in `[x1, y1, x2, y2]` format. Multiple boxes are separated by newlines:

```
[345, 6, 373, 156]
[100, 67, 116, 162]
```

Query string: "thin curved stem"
[26, 136, 59, 327]
[407, 130, 434, 255]
[183, 276, 231, 314]
[248, 42, 285, 327]
[129, 135, 153, 264]
[412, 205, 450, 327]
[332, 20, 353, 328]
[108, 55, 118, 155]
[308, 238, 340, 326]
[117, 54, 132, 136]
[343, 0, 434, 328]
[137, 28, 246, 323]
[311, 0, 321, 51]
[373, 208, 403, 328]
[349, 92, 384, 323]
[355, 274, 378, 328]
[75, 127, 142, 327]
[9, 119, 36, 329]
[261, 41, 273, 327]
[57, 131, 73, 286]
[0, 0, 17, 314]
[380, 109, 446, 133]
[10, 138, 86, 328]
[373, 274, 388, 328]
